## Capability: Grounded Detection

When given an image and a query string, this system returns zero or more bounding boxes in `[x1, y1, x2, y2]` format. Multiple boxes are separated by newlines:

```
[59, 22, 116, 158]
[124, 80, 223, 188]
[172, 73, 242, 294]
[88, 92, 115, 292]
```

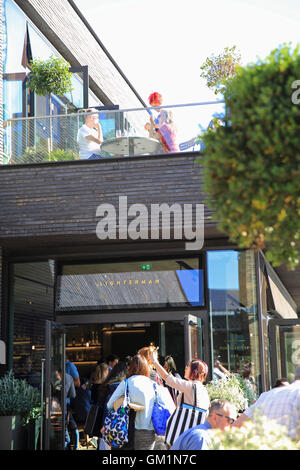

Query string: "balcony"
[2, 101, 225, 164]
[0, 101, 228, 258]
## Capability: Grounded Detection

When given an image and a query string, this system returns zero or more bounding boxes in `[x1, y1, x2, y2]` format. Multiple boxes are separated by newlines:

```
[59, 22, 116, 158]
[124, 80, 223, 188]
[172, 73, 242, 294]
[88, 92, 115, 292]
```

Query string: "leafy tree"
[199, 44, 300, 269]
[27, 55, 73, 150]
[200, 45, 241, 95]
[28, 55, 73, 109]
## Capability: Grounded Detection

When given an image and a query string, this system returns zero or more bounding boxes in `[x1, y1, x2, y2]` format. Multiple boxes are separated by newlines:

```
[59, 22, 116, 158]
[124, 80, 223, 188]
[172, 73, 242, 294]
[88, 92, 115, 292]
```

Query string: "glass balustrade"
[2, 101, 225, 165]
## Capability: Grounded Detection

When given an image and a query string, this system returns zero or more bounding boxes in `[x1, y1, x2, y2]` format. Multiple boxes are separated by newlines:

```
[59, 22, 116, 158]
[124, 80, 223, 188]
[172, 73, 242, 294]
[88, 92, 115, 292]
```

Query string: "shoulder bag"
[102, 379, 130, 448]
[151, 383, 171, 436]
[165, 383, 207, 447]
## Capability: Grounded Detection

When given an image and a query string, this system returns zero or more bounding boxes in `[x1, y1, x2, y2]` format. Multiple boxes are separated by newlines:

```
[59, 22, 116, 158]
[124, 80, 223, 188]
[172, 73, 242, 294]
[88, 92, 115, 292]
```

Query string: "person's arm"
[106, 380, 126, 409]
[150, 351, 190, 394]
[68, 362, 80, 388]
[85, 123, 103, 145]
[215, 360, 230, 375]
[231, 412, 249, 427]
[69, 380, 76, 400]
[150, 351, 169, 381]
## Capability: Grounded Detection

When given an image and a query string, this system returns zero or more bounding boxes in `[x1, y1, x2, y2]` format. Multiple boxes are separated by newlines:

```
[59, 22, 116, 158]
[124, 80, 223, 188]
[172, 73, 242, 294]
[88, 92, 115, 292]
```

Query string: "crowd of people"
[59, 348, 300, 451]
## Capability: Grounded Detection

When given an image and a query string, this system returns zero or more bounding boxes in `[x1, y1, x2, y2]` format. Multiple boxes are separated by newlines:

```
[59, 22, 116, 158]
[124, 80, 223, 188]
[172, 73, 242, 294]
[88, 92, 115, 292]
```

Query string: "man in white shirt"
[77, 109, 104, 159]
[233, 365, 300, 441]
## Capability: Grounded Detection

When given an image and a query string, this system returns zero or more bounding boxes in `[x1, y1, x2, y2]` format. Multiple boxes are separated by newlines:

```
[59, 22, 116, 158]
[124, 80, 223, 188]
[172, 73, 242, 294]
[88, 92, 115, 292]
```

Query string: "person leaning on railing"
[77, 108, 104, 159]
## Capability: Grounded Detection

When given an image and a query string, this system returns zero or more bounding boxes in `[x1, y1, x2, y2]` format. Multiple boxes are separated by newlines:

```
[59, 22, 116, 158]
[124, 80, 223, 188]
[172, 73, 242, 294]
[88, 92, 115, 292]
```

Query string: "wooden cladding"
[0, 154, 216, 241]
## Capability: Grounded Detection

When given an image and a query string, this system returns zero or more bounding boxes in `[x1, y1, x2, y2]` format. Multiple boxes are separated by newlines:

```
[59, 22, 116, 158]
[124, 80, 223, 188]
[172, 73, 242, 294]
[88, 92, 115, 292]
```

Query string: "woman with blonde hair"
[138, 346, 163, 385]
[91, 362, 109, 384]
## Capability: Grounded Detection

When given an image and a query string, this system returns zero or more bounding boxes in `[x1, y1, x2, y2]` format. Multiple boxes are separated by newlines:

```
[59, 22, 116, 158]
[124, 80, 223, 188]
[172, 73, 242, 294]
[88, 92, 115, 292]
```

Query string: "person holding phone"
[77, 109, 104, 159]
[150, 349, 210, 415]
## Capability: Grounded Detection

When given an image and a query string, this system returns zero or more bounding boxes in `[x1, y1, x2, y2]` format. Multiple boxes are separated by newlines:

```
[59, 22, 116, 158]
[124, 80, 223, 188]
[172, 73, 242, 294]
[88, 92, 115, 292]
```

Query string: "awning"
[265, 262, 298, 319]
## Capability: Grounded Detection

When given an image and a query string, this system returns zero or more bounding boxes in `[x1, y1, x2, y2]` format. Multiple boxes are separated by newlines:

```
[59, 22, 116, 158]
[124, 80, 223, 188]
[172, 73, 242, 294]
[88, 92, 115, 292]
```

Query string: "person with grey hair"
[233, 364, 300, 441]
[170, 399, 237, 450]
[77, 109, 104, 159]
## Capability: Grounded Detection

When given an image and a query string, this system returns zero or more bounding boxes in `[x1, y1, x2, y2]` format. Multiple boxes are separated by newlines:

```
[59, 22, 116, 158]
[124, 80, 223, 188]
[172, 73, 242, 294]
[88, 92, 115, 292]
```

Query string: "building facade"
[0, 0, 300, 450]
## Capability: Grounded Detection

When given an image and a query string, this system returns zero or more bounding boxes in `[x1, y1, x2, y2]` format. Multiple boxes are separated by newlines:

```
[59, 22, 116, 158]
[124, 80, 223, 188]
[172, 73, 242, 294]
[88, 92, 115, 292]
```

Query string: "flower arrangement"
[205, 374, 248, 412]
[209, 415, 300, 450]
[0, 371, 41, 425]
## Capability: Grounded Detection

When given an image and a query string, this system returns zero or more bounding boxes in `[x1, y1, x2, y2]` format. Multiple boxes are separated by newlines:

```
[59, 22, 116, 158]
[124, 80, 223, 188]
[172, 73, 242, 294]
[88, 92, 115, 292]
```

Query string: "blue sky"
[74, 0, 300, 106]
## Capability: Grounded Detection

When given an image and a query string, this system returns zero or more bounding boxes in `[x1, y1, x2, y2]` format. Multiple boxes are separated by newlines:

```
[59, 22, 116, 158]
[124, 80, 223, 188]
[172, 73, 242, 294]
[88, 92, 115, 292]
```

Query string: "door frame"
[44, 320, 66, 450]
[56, 309, 212, 380]
[269, 318, 300, 387]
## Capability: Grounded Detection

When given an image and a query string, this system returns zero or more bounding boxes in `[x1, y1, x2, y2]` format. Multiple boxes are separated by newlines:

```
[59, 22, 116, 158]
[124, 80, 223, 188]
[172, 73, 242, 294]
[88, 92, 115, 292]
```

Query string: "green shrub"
[18, 144, 48, 164]
[210, 414, 300, 450]
[18, 147, 78, 163]
[205, 375, 248, 412]
[200, 43, 300, 269]
[0, 371, 40, 424]
[45, 148, 79, 162]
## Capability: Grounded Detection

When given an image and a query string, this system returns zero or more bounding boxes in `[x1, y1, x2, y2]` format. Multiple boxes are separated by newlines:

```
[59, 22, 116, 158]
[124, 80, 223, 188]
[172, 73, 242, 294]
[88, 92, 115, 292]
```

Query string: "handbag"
[152, 383, 171, 436]
[84, 404, 102, 437]
[102, 379, 130, 448]
[165, 383, 207, 447]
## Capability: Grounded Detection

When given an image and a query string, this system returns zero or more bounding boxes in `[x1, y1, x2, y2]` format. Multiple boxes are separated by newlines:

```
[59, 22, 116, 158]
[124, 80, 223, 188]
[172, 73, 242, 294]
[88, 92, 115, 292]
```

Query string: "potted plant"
[0, 371, 41, 450]
[27, 55, 73, 152]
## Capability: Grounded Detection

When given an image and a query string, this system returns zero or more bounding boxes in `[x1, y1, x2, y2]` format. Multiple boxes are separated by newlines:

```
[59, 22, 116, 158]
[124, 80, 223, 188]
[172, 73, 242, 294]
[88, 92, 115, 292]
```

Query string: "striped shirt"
[244, 380, 300, 440]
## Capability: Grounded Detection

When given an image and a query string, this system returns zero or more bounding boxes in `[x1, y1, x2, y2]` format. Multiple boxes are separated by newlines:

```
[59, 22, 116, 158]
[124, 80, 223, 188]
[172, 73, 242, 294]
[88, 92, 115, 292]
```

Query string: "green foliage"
[0, 371, 40, 424]
[17, 142, 49, 164]
[205, 375, 248, 412]
[200, 45, 241, 94]
[27, 55, 73, 98]
[18, 146, 78, 163]
[233, 374, 257, 406]
[209, 414, 300, 450]
[45, 148, 79, 162]
[200, 43, 300, 269]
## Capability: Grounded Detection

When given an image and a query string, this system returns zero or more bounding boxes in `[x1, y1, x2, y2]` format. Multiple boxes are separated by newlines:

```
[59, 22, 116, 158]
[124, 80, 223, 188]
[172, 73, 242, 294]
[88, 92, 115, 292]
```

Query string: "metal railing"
[2, 101, 225, 165]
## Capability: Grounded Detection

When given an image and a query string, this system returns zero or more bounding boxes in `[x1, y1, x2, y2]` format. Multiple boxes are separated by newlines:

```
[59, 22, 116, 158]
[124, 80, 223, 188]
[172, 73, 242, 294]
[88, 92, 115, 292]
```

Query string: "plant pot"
[26, 418, 41, 450]
[0, 415, 26, 450]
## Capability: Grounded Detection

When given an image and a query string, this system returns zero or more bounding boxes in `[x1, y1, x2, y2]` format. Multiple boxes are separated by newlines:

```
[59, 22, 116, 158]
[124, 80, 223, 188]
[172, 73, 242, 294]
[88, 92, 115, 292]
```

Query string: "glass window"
[3, 0, 27, 73]
[11, 261, 55, 385]
[57, 257, 204, 311]
[207, 250, 261, 394]
[28, 23, 57, 61]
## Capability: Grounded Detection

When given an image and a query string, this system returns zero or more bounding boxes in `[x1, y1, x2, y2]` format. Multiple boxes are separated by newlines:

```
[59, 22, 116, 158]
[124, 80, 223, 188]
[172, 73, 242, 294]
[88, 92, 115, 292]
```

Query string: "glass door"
[269, 319, 300, 386]
[44, 321, 66, 450]
[184, 313, 210, 375]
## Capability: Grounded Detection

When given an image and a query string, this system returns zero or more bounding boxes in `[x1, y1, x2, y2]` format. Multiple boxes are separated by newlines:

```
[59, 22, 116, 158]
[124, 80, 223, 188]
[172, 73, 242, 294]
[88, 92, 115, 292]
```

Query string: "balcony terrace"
[2, 101, 224, 164]
[0, 101, 226, 250]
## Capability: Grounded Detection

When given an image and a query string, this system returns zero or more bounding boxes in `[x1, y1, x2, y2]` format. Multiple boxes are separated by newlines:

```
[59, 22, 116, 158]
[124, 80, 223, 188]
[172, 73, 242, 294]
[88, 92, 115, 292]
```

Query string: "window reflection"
[207, 250, 261, 393]
[3, 0, 27, 73]
[3, 0, 100, 125]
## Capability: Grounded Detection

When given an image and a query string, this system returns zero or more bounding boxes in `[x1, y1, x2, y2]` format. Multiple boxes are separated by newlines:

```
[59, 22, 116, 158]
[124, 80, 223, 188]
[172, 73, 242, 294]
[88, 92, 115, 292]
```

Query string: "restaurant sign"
[56, 269, 204, 310]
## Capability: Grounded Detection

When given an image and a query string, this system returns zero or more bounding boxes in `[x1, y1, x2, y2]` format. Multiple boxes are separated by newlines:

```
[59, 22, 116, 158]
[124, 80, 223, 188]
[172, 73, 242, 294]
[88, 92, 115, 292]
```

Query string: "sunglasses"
[215, 413, 235, 425]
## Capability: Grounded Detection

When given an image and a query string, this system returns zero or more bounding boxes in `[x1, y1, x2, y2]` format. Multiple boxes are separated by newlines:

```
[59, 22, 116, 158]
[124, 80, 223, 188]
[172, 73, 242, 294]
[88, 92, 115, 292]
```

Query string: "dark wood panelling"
[0, 154, 216, 239]
[0, 153, 299, 312]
